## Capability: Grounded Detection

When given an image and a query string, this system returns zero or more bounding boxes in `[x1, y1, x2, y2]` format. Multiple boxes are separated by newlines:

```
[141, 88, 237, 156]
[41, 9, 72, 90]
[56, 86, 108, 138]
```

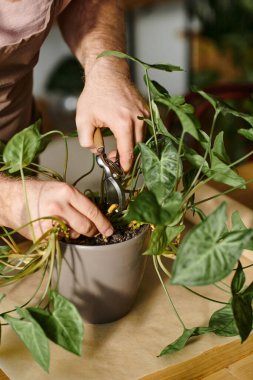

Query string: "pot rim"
[60, 224, 150, 250]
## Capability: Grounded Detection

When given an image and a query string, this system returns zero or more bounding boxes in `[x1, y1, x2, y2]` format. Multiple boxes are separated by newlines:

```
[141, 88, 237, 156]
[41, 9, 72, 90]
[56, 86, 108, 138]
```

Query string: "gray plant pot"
[58, 226, 150, 324]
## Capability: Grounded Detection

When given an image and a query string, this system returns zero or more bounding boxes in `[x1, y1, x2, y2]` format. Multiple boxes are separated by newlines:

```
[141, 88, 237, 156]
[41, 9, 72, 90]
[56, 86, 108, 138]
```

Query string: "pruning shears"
[94, 128, 126, 211]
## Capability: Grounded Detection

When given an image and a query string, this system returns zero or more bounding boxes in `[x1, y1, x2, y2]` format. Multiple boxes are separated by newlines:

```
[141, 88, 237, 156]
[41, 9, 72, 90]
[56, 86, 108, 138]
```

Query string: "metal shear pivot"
[94, 129, 126, 211]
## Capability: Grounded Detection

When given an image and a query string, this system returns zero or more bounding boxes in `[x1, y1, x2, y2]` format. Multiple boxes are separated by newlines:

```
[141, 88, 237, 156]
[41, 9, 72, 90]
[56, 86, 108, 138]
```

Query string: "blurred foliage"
[191, 0, 253, 83]
[46, 56, 84, 94]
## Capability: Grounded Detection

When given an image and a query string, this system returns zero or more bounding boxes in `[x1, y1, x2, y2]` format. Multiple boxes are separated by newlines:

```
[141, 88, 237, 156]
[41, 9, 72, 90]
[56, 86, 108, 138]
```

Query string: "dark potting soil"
[64, 224, 146, 246]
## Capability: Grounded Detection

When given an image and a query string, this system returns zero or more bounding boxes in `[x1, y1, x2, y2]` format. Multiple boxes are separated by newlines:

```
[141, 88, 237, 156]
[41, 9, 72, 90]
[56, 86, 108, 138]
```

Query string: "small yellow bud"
[107, 204, 119, 214]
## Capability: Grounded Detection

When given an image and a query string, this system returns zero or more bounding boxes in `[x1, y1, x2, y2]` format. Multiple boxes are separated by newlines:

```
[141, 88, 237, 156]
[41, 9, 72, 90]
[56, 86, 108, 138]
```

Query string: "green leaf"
[159, 328, 196, 356]
[232, 294, 252, 342]
[182, 169, 198, 195]
[232, 211, 247, 231]
[97, 50, 183, 72]
[190, 206, 207, 222]
[194, 326, 213, 335]
[125, 191, 181, 226]
[197, 90, 217, 110]
[98, 50, 148, 67]
[212, 132, 230, 163]
[144, 75, 169, 97]
[198, 130, 210, 150]
[225, 109, 253, 128]
[238, 128, 253, 141]
[144, 226, 167, 256]
[150, 100, 172, 138]
[0, 293, 5, 302]
[209, 304, 239, 337]
[147, 63, 183, 72]
[157, 95, 199, 140]
[29, 291, 84, 356]
[144, 224, 184, 256]
[3, 121, 41, 173]
[231, 261, 245, 295]
[210, 155, 246, 188]
[231, 211, 253, 251]
[139, 138, 182, 197]
[198, 90, 253, 127]
[166, 225, 185, 244]
[171, 203, 253, 286]
[3, 308, 50, 372]
[241, 282, 253, 298]
[169, 95, 185, 106]
[141, 112, 177, 142]
[184, 146, 209, 172]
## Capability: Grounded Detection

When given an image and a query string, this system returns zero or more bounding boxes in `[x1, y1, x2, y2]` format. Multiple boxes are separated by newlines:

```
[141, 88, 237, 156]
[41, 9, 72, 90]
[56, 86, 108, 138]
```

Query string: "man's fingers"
[69, 188, 114, 236]
[111, 119, 135, 172]
[134, 115, 146, 144]
[76, 112, 95, 149]
[107, 149, 117, 162]
[62, 206, 98, 237]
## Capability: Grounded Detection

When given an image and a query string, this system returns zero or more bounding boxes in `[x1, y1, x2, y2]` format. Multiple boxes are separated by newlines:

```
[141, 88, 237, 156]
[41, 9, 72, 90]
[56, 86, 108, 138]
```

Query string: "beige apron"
[0, 0, 70, 141]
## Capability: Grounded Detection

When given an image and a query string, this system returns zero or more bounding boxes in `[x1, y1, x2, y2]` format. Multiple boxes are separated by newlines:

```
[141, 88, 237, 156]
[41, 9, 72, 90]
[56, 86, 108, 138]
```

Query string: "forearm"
[58, 0, 129, 76]
[0, 175, 21, 228]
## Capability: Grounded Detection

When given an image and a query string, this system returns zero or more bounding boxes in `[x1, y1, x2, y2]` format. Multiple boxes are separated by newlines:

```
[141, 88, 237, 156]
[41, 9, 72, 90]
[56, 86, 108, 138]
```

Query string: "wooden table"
[1, 154, 253, 379]
[1, 254, 253, 380]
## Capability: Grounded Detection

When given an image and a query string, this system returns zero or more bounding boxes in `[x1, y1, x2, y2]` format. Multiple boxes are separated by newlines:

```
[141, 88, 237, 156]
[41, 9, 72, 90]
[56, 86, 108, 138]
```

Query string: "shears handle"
[94, 128, 104, 154]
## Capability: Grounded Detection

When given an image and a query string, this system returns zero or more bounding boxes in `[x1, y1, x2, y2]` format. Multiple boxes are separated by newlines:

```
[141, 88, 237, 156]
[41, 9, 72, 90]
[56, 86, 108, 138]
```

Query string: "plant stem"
[183, 286, 228, 304]
[0, 264, 49, 316]
[213, 283, 231, 294]
[2, 226, 19, 253]
[187, 110, 220, 194]
[145, 69, 158, 152]
[157, 255, 171, 278]
[175, 132, 185, 191]
[41, 130, 66, 139]
[40, 130, 69, 180]
[242, 263, 253, 270]
[39, 235, 55, 303]
[153, 256, 186, 329]
[63, 136, 68, 182]
[54, 238, 62, 291]
[229, 149, 253, 168]
[30, 163, 64, 181]
[193, 178, 253, 207]
[72, 154, 96, 187]
[184, 148, 253, 206]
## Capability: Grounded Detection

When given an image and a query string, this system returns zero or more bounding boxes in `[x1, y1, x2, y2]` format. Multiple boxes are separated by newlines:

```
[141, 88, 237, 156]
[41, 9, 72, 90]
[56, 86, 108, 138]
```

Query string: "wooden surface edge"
[139, 334, 253, 380]
[0, 369, 9, 380]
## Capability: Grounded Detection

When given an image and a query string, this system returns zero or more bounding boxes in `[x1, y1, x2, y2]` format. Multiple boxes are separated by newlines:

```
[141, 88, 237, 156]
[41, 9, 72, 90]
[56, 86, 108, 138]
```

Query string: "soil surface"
[64, 224, 146, 246]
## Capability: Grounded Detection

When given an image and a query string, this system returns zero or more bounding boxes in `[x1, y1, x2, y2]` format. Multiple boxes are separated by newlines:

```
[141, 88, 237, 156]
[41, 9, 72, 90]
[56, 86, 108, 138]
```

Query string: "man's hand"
[75, 61, 149, 172]
[58, 0, 149, 172]
[0, 178, 113, 241]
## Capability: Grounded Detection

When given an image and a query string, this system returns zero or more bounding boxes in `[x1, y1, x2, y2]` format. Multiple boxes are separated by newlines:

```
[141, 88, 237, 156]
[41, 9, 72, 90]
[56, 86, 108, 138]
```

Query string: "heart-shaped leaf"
[29, 291, 84, 356]
[3, 121, 41, 173]
[209, 304, 239, 337]
[159, 328, 196, 356]
[171, 203, 253, 286]
[3, 308, 50, 372]
[139, 138, 182, 197]
[125, 191, 182, 226]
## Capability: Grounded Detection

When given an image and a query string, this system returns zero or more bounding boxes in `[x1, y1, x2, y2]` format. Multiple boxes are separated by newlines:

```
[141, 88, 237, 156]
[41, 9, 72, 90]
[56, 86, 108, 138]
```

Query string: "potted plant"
[1, 50, 253, 371]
